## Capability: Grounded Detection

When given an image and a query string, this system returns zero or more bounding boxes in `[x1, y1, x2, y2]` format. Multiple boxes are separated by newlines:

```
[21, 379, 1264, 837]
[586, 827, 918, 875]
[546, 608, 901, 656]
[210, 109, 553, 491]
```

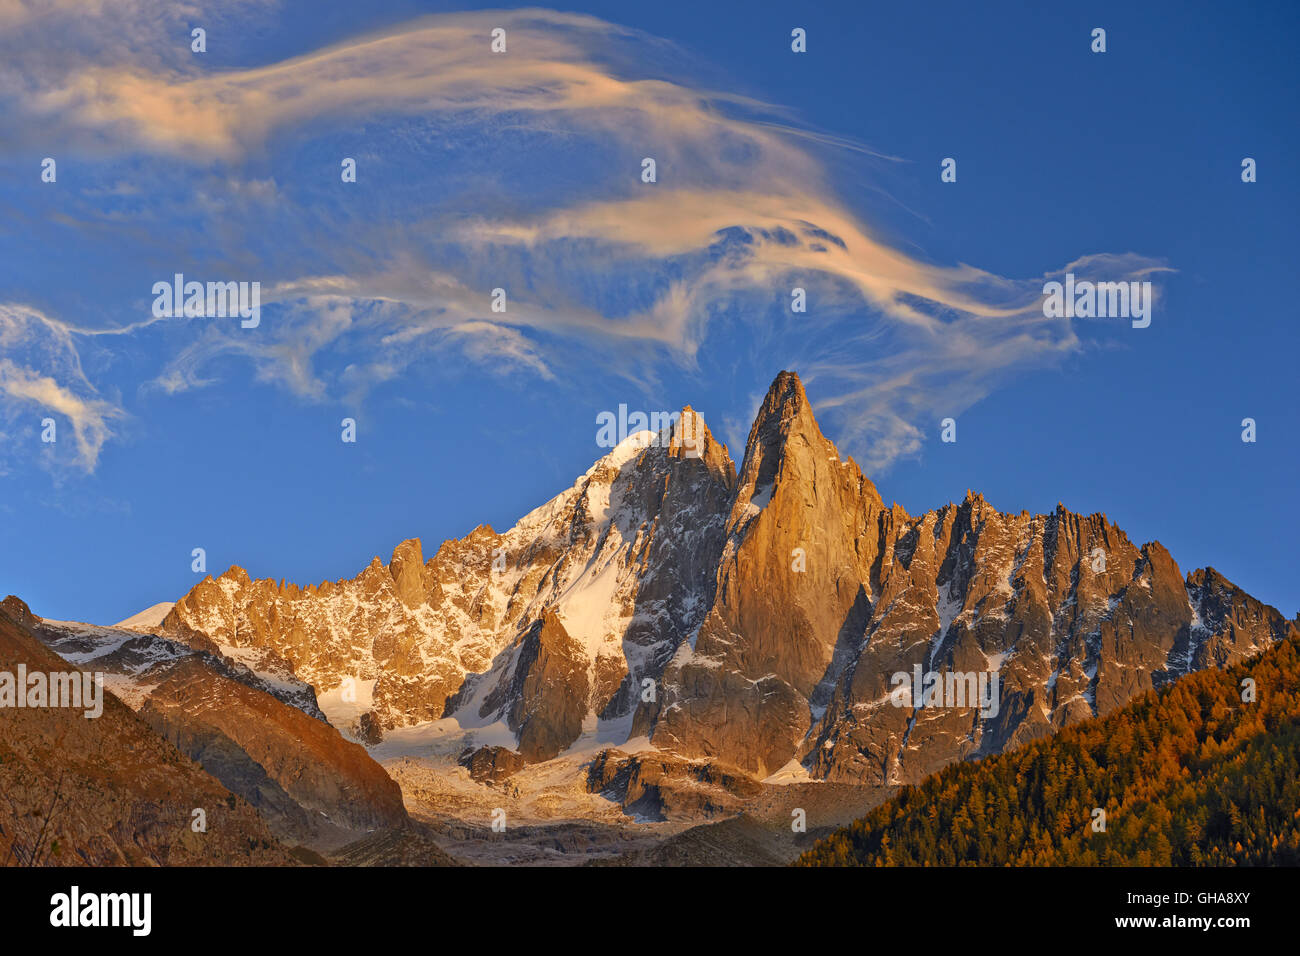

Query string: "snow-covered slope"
[36, 617, 324, 718]
[113, 601, 176, 631]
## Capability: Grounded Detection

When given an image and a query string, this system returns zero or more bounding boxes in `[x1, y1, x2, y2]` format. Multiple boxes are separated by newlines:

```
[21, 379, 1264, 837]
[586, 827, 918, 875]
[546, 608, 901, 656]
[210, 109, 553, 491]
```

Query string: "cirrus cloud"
[1, 6, 1169, 476]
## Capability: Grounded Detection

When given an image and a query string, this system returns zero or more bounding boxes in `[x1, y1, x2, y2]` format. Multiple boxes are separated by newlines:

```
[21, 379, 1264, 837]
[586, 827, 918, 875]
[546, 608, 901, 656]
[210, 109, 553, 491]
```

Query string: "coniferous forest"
[798, 633, 1300, 866]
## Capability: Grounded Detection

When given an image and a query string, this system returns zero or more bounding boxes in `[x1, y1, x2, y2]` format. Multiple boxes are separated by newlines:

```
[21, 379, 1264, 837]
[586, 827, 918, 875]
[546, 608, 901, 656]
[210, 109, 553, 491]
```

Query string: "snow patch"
[762, 759, 818, 785]
[112, 602, 175, 631]
[318, 678, 376, 733]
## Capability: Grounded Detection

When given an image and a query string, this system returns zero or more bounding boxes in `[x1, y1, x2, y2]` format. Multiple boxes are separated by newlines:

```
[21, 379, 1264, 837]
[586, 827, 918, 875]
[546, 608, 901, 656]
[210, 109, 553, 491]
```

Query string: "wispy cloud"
[0, 305, 124, 472]
[0, 7, 1168, 475]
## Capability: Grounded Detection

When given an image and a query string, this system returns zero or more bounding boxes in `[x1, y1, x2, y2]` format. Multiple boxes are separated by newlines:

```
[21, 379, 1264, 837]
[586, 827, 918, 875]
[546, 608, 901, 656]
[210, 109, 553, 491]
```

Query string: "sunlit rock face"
[164, 372, 1299, 786]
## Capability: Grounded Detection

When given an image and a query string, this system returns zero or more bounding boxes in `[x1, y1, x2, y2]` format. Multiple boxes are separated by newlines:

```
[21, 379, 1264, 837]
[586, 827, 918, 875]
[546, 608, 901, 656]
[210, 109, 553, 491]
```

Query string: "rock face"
[459, 745, 526, 785]
[503, 610, 590, 762]
[0, 604, 293, 866]
[799, 498, 1294, 786]
[587, 750, 762, 822]
[138, 660, 408, 846]
[161, 372, 1299, 789]
[647, 372, 885, 777]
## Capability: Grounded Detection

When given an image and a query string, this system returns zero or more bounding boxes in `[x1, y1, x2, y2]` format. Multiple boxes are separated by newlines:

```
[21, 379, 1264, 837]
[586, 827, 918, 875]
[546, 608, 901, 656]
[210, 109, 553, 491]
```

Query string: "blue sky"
[1, 0, 1296, 624]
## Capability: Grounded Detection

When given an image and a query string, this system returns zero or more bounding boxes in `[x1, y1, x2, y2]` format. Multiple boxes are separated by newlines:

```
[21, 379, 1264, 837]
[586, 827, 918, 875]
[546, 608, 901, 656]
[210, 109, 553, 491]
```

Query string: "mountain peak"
[734, 369, 872, 504]
[220, 565, 251, 586]
[390, 538, 423, 565]
[389, 538, 426, 608]
[666, 406, 728, 468]
[740, 371, 813, 474]
[755, 370, 808, 426]
[0, 595, 36, 625]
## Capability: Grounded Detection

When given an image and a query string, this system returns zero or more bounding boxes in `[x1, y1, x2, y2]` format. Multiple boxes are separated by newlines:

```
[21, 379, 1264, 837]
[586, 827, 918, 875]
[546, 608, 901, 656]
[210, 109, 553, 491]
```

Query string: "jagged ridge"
[161, 373, 1298, 788]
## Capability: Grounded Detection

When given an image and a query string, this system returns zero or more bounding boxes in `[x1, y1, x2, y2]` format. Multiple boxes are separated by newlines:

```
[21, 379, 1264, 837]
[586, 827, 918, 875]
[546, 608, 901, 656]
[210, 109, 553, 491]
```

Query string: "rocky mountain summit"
[162, 372, 1298, 792]
[166, 407, 734, 751]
